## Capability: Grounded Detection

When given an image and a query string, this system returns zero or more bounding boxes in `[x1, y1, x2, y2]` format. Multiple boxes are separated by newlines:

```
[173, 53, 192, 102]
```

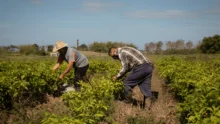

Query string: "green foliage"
[0, 45, 19, 56]
[89, 41, 137, 53]
[156, 57, 220, 123]
[163, 48, 199, 55]
[77, 44, 88, 51]
[19, 44, 47, 56]
[19, 44, 37, 55]
[199, 34, 220, 54]
[126, 116, 155, 124]
[0, 57, 124, 123]
[89, 42, 106, 52]
[47, 45, 54, 52]
[0, 60, 76, 109]
[58, 77, 123, 123]
[43, 59, 124, 124]
[42, 113, 84, 124]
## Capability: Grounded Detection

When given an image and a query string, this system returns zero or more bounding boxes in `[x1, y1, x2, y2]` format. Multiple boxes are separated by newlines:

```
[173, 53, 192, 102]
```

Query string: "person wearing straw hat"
[52, 40, 89, 92]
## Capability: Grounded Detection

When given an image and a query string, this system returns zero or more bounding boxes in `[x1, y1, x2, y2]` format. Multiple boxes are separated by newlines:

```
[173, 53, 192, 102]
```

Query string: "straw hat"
[52, 41, 68, 52]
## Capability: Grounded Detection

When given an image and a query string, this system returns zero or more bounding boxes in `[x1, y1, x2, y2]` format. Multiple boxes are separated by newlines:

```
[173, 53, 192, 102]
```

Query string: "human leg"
[123, 63, 152, 102]
[137, 65, 155, 109]
[73, 64, 89, 92]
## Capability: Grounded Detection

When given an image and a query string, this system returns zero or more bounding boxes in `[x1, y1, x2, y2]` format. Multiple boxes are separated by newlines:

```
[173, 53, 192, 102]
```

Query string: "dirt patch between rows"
[111, 70, 180, 124]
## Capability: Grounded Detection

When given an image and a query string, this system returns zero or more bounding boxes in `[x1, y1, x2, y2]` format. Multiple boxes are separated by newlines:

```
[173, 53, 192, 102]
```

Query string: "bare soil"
[111, 70, 180, 124]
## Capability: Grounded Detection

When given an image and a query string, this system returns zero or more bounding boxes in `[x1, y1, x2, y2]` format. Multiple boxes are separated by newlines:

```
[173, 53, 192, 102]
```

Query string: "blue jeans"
[123, 63, 153, 98]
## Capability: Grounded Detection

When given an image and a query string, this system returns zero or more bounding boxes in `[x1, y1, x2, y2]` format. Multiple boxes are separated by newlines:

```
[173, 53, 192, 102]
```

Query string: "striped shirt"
[116, 47, 152, 78]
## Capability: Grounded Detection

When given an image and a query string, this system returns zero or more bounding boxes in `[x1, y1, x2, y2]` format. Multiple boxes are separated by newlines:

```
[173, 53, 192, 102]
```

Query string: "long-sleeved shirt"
[116, 47, 152, 78]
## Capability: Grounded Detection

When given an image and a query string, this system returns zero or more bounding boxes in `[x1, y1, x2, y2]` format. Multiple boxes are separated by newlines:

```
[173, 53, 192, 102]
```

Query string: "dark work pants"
[73, 64, 89, 88]
[123, 63, 153, 98]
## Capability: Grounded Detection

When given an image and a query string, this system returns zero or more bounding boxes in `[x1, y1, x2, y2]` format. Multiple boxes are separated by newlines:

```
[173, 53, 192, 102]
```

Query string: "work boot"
[143, 96, 156, 110]
[74, 83, 81, 92]
[123, 90, 133, 103]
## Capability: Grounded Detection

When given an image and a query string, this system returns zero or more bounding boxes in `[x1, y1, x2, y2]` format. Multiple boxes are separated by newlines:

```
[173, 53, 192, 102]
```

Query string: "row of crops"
[0, 58, 124, 123]
[156, 57, 220, 124]
[1, 55, 220, 123]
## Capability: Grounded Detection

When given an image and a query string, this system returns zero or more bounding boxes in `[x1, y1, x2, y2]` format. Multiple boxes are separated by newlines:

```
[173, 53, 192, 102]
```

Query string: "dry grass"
[111, 70, 180, 124]
[6, 95, 71, 124]
[80, 51, 107, 57]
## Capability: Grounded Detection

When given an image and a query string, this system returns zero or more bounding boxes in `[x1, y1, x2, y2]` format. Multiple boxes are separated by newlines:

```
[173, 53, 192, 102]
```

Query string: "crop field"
[157, 56, 220, 124]
[0, 53, 220, 124]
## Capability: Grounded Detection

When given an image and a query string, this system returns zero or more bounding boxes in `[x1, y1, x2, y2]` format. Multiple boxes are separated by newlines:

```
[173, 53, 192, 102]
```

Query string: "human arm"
[115, 61, 129, 79]
[59, 60, 74, 80]
[52, 56, 64, 71]
[113, 52, 129, 80]
[53, 63, 60, 70]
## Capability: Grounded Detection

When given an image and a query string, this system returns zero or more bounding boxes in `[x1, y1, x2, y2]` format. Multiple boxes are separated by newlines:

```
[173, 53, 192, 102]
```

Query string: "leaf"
[94, 113, 104, 117]
[188, 116, 196, 122]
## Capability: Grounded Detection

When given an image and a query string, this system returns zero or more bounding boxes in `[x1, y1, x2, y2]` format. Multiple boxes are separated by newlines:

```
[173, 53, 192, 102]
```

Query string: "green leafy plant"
[156, 57, 220, 123]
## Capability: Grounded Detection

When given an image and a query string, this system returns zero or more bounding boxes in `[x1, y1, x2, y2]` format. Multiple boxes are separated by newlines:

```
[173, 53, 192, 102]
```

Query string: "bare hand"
[113, 76, 117, 81]
[59, 74, 64, 80]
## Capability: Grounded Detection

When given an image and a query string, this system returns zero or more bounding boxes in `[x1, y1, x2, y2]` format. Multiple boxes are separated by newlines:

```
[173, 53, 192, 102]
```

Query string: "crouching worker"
[108, 46, 154, 109]
[52, 41, 89, 92]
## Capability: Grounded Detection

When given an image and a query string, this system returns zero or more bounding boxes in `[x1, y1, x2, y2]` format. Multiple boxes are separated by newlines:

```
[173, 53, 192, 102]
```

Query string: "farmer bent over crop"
[108, 46, 154, 108]
[52, 41, 89, 92]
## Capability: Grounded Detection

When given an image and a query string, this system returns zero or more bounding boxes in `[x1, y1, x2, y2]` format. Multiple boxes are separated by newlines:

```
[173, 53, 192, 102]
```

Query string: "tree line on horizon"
[145, 34, 220, 54]
[0, 34, 219, 55]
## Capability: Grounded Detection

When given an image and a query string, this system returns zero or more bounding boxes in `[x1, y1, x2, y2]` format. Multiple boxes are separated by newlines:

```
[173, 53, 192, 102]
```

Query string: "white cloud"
[126, 10, 198, 19]
[82, 2, 123, 11]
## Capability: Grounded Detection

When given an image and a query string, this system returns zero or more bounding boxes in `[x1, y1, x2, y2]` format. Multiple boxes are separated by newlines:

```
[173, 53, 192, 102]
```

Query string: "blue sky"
[0, 0, 220, 50]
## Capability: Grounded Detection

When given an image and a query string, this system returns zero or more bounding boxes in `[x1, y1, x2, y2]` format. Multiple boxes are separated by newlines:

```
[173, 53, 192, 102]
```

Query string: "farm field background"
[0, 52, 220, 124]
[1, 0, 220, 123]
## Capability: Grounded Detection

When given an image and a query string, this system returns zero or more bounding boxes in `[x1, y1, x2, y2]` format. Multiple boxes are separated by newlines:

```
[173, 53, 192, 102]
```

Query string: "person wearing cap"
[108, 46, 154, 109]
[52, 41, 89, 92]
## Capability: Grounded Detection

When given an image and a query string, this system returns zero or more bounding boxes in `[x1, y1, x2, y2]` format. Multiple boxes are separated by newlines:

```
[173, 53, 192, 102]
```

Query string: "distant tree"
[0, 46, 10, 55]
[155, 41, 163, 54]
[37, 46, 47, 56]
[47, 45, 54, 52]
[145, 42, 156, 54]
[78, 44, 88, 51]
[8, 45, 18, 52]
[175, 39, 185, 49]
[32, 44, 39, 49]
[19, 45, 36, 55]
[89, 41, 137, 52]
[18, 44, 48, 55]
[89, 42, 106, 52]
[199, 34, 220, 54]
[32, 44, 39, 53]
[145, 43, 151, 54]
[185, 40, 193, 49]
[106, 41, 115, 49]
[166, 41, 175, 50]
[126, 43, 137, 49]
